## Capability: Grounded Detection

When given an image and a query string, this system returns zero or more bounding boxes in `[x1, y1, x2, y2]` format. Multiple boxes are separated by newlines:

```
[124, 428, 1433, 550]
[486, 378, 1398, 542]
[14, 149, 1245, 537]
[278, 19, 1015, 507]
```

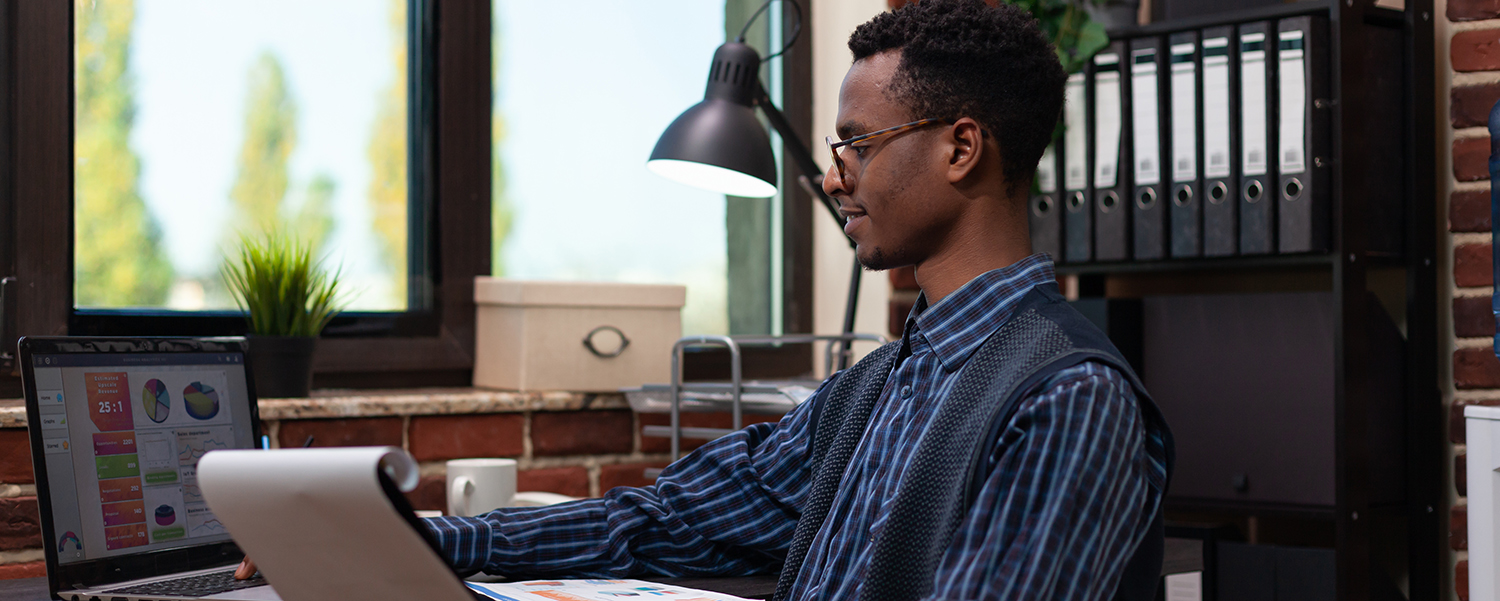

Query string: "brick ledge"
[0, 388, 628, 428]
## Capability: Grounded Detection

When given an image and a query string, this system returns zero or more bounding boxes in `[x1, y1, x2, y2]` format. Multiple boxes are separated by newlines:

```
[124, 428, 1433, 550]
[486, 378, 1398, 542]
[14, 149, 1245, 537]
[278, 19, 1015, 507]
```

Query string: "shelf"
[1166, 497, 1340, 520]
[1109, 0, 1339, 37]
[1056, 252, 1338, 276]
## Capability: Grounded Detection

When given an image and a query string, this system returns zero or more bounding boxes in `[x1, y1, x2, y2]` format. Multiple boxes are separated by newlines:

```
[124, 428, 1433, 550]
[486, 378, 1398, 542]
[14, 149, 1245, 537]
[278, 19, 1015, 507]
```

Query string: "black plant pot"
[246, 335, 317, 398]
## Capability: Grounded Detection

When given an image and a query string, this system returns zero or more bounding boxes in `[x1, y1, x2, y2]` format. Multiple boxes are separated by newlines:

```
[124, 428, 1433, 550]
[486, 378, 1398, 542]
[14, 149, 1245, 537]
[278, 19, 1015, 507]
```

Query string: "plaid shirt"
[424, 254, 1168, 600]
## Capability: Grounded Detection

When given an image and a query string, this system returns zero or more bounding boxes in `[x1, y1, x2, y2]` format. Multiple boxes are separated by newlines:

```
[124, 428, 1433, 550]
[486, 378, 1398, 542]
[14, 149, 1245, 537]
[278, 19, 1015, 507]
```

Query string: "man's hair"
[848, 0, 1066, 193]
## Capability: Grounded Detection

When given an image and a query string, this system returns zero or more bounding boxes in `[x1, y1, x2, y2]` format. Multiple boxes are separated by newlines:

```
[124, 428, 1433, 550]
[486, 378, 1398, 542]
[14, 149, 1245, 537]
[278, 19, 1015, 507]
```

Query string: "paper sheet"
[198, 447, 473, 601]
[468, 579, 757, 601]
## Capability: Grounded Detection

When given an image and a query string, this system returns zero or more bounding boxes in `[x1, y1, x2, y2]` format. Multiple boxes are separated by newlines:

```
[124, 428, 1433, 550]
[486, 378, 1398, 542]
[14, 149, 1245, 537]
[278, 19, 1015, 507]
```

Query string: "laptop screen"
[28, 345, 258, 566]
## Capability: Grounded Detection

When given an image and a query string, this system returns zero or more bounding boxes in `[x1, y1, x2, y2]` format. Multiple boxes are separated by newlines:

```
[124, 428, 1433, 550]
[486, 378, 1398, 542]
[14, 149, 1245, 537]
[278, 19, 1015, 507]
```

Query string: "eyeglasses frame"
[824, 118, 953, 182]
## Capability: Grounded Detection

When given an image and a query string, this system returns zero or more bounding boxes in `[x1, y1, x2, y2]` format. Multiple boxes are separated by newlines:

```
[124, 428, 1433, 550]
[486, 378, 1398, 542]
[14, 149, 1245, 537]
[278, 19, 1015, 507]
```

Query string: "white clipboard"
[198, 447, 474, 601]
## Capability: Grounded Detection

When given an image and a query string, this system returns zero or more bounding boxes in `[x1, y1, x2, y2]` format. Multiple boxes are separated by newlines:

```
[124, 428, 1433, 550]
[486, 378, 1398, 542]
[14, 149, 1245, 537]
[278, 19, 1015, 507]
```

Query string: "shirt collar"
[902, 253, 1057, 372]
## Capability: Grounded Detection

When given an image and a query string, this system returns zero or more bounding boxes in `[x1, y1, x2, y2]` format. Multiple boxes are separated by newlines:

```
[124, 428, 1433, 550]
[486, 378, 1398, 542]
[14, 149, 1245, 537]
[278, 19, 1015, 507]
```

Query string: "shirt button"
[900, 385, 913, 398]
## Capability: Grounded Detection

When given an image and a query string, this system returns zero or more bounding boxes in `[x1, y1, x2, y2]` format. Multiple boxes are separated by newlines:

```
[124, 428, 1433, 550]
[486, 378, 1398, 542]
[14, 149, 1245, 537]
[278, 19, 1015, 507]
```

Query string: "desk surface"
[0, 539, 1202, 601]
[0, 573, 781, 601]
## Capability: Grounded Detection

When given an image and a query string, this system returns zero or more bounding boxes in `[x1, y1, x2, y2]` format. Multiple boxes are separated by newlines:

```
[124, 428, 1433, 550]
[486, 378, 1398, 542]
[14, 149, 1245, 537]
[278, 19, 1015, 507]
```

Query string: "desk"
[0, 574, 780, 601]
[0, 539, 1202, 600]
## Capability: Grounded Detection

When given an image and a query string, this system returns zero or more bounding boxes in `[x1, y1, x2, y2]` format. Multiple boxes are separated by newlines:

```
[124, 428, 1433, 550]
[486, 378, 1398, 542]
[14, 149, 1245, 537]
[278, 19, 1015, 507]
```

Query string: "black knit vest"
[773, 283, 1175, 601]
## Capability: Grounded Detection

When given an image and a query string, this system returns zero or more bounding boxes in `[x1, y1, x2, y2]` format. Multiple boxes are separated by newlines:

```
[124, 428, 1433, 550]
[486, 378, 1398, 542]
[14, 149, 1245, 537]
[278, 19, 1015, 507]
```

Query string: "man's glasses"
[825, 118, 951, 182]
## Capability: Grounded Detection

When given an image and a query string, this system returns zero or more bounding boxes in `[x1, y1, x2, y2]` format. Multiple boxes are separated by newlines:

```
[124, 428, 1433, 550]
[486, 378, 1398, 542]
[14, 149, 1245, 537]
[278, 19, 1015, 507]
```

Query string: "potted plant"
[221, 231, 345, 398]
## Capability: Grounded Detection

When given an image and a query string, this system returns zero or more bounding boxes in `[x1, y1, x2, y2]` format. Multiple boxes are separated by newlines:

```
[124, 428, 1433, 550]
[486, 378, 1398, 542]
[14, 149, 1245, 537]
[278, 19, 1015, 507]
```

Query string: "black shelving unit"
[1053, 0, 1438, 598]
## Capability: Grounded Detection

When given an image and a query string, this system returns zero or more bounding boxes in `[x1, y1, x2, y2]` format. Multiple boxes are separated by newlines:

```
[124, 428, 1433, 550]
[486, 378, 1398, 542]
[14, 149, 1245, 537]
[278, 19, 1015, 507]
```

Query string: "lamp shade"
[648, 42, 778, 198]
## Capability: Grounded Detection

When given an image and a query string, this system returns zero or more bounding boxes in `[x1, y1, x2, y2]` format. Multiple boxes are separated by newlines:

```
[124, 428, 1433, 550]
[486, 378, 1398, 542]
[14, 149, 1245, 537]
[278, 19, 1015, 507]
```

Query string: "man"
[240, 1, 1172, 598]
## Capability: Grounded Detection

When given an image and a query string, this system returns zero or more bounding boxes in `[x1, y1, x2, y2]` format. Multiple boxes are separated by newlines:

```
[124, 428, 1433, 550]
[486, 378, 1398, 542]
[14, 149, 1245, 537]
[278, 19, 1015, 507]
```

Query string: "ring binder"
[1168, 31, 1203, 259]
[1131, 37, 1169, 261]
[1238, 21, 1277, 255]
[1201, 26, 1238, 256]
[1093, 42, 1131, 262]
[1063, 70, 1093, 263]
[1277, 16, 1330, 253]
[1030, 142, 1063, 259]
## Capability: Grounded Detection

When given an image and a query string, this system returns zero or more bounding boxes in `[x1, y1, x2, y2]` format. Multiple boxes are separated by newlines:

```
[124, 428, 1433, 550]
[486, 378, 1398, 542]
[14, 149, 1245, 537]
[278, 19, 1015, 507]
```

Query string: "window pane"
[74, 0, 409, 312]
[495, 1, 774, 336]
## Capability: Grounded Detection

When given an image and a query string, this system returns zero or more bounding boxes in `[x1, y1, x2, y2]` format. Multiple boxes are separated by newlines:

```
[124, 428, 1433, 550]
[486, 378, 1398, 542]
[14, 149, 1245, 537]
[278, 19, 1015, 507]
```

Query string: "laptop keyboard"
[103, 569, 267, 597]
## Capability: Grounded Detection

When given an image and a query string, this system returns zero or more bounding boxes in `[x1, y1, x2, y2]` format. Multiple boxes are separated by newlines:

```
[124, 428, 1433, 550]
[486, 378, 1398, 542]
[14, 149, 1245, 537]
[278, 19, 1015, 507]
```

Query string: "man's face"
[824, 51, 964, 271]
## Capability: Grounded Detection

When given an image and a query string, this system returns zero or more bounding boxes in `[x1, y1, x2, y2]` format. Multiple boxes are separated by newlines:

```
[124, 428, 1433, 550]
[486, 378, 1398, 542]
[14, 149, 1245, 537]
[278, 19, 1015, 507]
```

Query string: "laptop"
[21, 336, 279, 601]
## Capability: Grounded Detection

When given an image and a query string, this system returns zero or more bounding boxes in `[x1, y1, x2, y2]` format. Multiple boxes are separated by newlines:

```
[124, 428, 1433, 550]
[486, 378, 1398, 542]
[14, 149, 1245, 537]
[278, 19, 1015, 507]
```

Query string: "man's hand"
[234, 557, 258, 580]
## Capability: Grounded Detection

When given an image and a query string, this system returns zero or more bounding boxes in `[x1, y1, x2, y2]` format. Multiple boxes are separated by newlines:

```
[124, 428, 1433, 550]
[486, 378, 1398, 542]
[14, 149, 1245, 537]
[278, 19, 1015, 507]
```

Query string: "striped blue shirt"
[424, 254, 1168, 600]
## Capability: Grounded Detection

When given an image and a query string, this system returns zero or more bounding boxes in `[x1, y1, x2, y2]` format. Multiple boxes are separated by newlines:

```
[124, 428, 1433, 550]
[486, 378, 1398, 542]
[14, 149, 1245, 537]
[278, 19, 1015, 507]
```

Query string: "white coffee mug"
[446, 458, 517, 517]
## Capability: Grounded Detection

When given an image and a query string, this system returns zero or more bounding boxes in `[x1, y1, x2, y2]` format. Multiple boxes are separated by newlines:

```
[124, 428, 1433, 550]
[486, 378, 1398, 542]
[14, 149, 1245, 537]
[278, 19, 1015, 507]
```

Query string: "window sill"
[0, 388, 630, 428]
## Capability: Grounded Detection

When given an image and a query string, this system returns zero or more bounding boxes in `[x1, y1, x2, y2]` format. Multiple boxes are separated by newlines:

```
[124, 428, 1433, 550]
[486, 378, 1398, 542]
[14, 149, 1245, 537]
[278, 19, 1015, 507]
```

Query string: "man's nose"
[822, 170, 847, 197]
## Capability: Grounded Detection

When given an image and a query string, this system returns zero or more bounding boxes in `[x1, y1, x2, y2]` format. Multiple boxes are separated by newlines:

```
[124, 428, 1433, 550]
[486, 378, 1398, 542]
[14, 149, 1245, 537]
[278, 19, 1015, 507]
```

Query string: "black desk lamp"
[648, 0, 864, 370]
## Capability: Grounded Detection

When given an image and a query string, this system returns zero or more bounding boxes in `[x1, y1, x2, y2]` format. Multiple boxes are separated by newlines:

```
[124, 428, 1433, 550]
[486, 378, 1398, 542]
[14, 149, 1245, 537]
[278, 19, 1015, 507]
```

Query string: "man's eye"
[852, 145, 870, 157]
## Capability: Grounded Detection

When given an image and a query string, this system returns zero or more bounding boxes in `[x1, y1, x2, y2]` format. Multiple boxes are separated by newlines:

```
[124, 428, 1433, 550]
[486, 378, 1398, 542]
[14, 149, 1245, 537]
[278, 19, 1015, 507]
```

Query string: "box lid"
[475, 277, 686, 308]
[1468, 405, 1500, 421]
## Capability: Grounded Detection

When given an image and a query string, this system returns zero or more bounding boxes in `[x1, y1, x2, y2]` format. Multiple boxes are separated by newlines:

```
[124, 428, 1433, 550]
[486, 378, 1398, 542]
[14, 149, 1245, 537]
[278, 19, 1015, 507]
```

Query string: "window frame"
[1, 0, 815, 391]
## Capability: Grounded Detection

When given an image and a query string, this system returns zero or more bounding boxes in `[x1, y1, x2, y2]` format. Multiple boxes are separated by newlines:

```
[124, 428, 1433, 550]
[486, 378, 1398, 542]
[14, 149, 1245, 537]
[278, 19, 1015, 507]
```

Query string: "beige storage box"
[473, 278, 686, 391]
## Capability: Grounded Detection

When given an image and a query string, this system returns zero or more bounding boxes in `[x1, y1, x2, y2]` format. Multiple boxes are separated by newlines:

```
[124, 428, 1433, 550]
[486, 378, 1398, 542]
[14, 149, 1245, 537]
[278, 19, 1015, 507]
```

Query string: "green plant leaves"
[1071, 18, 1110, 71]
[220, 231, 345, 337]
[1048, 2, 1109, 74]
[1009, 0, 1108, 75]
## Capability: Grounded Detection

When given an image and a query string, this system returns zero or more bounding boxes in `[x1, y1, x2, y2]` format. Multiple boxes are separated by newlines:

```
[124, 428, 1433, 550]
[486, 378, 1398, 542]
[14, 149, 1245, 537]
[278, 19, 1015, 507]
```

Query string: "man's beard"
[856, 244, 914, 271]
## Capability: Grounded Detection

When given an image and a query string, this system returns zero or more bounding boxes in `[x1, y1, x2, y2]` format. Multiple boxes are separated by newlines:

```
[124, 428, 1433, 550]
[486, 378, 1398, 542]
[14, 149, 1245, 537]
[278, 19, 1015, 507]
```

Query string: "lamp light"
[647, 0, 866, 370]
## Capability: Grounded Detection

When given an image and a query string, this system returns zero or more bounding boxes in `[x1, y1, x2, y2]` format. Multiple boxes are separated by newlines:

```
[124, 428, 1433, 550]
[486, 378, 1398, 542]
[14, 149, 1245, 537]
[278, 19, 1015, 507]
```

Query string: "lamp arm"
[753, 81, 851, 247]
[755, 81, 862, 368]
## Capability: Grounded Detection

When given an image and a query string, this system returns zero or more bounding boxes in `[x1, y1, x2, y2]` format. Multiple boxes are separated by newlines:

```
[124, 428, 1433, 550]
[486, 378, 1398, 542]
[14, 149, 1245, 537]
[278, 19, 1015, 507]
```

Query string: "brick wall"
[0, 405, 768, 580]
[1447, 0, 1500, 597]
[0, 429, 43, 580]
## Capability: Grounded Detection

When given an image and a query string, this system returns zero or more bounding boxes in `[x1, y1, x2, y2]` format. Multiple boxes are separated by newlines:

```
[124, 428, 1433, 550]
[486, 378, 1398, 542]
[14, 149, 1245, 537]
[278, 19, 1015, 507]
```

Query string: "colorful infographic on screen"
[182, 382, 219, 420]
[141, 379, 171, 424]
[57, 531, 81, 553]
[60, 366, 241, 559]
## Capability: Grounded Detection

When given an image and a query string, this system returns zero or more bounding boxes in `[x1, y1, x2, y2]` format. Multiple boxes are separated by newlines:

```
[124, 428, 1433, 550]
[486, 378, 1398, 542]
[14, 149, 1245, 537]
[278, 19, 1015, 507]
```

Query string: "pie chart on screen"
[183, 382, 219, 420]
[141, 379, 170, 423]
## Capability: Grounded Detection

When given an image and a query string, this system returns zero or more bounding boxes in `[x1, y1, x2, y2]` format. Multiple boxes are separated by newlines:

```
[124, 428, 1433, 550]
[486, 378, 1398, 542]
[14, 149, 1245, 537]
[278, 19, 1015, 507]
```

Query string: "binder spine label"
[1278, 30, 1307, 174]
[1132, 48, 1161, 186]
[1170, 43, 1198, 183]
[1094, 53, 1123, 189]
[1038, 144, 1058, 193]
[1240, 33, 1269, 177]
[1064, 73, 1089, 191]
[1203, 37, 1232, 179]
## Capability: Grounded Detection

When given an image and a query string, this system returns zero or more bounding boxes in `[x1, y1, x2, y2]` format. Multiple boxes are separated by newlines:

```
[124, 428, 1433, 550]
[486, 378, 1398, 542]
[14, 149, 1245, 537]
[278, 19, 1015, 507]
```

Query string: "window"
[491, 0, 809, 341]
[2, 0, 811, 388]
[72, 0, 429, 325]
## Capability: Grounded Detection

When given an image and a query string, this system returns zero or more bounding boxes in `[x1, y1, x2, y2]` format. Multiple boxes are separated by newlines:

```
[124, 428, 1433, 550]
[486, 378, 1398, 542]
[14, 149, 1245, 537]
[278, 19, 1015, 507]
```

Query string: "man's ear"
[945, 117, 986, 184]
